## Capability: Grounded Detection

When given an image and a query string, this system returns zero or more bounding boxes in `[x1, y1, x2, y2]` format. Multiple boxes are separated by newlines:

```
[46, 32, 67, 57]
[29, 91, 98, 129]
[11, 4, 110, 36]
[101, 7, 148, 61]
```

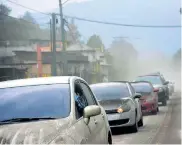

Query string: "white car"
[90, 81, 143, 132]
[0, 76, 112, 144]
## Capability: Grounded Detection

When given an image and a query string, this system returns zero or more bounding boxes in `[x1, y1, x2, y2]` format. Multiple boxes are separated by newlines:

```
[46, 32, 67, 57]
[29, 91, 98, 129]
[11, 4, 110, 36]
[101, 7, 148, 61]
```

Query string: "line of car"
[0, 72, 174, 144]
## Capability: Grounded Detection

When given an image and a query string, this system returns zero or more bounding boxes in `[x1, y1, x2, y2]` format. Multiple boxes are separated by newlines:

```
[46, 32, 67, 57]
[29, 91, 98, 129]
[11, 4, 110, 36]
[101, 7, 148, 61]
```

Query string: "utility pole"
[58, 0, 66, 51]
[51, 13, 57, 76]
[58, 0, 68, 76]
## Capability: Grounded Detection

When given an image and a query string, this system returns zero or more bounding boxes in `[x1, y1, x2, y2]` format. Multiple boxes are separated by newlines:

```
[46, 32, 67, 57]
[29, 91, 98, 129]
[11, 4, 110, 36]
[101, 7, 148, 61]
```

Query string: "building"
[66, 43, 112, 83]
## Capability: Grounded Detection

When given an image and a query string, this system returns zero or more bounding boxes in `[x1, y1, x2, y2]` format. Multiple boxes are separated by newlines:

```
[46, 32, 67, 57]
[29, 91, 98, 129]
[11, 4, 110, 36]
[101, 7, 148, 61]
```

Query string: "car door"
[73, 80, 95, 144]
[128, 83, 142, 122]
[80, 81, 107, 144]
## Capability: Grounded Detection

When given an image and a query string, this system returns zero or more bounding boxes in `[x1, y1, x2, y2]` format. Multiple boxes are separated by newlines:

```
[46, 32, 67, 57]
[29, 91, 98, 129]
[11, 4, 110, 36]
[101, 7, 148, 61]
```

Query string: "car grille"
[109, 119, 129, 126]
[141, 106, 147, 110]
[105, 109, 117, 114]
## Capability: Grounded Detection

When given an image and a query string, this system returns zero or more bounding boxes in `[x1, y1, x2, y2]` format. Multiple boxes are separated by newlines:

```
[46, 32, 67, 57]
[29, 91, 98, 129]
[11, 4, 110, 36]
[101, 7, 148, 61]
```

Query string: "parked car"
[90, 82, 143, 133]
[131, 81, 159, 114]
[0, 76, 112, 144]
[134, 74, 169, 106]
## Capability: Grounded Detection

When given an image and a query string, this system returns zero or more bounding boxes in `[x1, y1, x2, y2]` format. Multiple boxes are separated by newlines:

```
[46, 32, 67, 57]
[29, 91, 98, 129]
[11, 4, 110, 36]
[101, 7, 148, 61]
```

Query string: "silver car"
[0, 76, 112, 144]
[90, 82, 143, 133]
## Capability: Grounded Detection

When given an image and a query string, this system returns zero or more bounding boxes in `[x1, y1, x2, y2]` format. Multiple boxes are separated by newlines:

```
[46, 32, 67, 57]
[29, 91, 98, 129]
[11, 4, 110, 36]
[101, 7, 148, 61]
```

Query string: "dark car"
[131, 81, 159, 114]
[134, 74, 169, 106]
[90, 82, 143, 133]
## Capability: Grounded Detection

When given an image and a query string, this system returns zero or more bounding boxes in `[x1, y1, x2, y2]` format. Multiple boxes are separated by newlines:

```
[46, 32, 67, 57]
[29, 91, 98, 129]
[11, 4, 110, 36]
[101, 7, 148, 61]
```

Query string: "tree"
[22, 11, 36, 24]
[0, 4, 11, 16]
[172, 49, 181, 71]
[108, 38, 138, 80]
[87, 34, 104, 49]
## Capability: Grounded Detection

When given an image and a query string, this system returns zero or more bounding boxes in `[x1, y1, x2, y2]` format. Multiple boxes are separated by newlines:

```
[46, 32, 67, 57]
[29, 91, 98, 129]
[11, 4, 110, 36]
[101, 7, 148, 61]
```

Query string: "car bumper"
[107, 110, 135, 128]
[141, 102, 156, 113]
[158, 91, 166, 102]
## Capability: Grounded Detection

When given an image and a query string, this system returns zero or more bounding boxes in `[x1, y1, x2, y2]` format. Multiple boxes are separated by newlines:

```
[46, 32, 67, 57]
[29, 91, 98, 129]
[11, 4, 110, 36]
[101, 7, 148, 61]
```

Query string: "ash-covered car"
[0, 76, 112, 144]
[134, 74, 169, 106]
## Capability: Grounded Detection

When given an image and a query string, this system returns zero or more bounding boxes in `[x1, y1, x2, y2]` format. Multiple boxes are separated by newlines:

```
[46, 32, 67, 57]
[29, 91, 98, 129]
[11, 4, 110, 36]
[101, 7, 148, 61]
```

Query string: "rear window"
[90, 83, 130, 101]
[0, 84, 70, 122]
[135, 75, 162, 85]
[131, 83, 153, 95]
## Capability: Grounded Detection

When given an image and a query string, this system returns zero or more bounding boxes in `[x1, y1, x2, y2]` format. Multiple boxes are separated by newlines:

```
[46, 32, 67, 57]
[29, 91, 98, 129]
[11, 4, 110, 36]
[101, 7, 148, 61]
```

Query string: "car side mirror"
[154, 88, 159, 92]
[134, 93, 142, 99]
[83, 105, 101, 125]
[164, 81, 169, 85]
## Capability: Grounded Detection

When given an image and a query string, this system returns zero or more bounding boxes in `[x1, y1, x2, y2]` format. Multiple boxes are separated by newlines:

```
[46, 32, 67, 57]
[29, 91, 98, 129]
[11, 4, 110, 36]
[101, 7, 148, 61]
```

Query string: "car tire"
[108, 132, 112, 145]
[131, 113, 138, 133]
[152, 109, 157, 115]
[138, 115, 143, 127]
[162, 99, 167, 106]
[157, 107, 159, 112]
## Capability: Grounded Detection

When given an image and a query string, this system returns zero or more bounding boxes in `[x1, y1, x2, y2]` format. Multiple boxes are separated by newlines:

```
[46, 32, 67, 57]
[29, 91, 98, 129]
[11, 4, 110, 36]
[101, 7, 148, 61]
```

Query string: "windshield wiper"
[0, 117, 57, 123]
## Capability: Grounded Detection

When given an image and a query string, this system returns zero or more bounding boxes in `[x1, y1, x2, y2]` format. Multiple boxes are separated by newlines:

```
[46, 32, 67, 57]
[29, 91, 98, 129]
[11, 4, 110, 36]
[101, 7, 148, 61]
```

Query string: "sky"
[2, 0, 181, 58]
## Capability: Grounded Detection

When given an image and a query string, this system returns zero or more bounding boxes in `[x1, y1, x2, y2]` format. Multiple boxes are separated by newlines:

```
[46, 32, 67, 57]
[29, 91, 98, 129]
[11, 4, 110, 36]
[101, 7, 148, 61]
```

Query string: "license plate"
[107, 114, 120, 121]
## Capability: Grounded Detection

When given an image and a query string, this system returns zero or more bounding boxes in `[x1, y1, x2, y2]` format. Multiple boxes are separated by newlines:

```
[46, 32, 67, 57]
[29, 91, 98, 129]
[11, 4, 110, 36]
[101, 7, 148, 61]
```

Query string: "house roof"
[66, 43, 95, 52]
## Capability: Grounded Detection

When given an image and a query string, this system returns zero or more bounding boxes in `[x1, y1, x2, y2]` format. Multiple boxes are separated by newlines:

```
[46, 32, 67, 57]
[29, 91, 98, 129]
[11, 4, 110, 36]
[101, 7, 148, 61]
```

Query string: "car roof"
[0, 76, 81, 89]
[131, 81, 151, 84]
[90, 82, 128, 87]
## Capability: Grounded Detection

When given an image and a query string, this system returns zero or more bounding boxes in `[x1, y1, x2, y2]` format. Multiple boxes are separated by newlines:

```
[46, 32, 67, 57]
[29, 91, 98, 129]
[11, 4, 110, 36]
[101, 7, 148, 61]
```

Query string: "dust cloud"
[111, 49, 181, 92]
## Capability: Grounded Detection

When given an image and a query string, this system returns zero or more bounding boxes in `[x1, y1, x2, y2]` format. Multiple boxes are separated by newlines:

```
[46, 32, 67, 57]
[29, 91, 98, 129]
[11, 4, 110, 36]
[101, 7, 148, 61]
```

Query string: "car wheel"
[108, 132, 112, 145]
[131, 113, 138, 133]
[138, 115, 143, 127]
[157, 107, 159, 112]
[162, 99, 167, 106]
[152, 109, 157, 115]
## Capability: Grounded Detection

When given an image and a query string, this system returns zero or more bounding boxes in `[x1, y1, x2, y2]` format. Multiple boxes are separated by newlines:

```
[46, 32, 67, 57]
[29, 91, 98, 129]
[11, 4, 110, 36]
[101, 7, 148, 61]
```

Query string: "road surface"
[112, 92, 181, 144]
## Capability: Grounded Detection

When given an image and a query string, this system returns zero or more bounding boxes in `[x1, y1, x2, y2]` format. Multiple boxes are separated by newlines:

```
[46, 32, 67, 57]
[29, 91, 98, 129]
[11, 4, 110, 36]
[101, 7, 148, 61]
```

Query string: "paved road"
[112, 92, 181, 144]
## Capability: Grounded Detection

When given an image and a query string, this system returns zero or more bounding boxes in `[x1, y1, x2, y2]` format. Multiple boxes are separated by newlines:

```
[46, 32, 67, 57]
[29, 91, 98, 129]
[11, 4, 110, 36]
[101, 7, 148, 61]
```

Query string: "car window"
[80, 82, 96, 105]
[131, 83, 153, 96]
[0, 84, 70, 122]
[135, 76, 163, 85]
[128, 84, 135, 95]
[90, 83, 130, 101]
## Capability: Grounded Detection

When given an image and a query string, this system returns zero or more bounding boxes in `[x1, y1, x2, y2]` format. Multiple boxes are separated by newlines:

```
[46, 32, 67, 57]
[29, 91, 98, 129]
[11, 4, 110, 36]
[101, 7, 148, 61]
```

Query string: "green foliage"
[0, 4, 11, 16]
[108, 38, 138, 80]
[21, 11, 37, 24]
[87, 34, 104, 49]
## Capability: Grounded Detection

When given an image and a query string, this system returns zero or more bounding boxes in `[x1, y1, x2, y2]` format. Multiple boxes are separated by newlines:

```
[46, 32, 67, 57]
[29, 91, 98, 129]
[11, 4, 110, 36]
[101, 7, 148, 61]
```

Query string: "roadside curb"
[148, 97, 173, 144]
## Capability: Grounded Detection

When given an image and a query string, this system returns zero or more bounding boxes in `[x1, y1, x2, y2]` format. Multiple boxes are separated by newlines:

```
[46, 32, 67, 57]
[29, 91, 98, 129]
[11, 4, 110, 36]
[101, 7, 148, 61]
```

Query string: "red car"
[131, 81, 159, 114]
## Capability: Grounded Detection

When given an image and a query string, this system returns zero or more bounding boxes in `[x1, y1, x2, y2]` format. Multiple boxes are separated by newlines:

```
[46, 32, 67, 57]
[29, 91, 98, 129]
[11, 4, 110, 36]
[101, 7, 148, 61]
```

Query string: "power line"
[5, 0, 181, 28]
[6, 0, 50, 16]
[62, 0, 71, 5]
[65, 15, 181, 28]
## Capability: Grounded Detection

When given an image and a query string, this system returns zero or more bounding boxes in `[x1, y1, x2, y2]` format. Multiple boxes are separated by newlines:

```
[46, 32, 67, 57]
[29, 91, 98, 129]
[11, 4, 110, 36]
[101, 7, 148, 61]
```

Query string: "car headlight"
[118, 100, 131, 112]
[159, 87, 163, 92]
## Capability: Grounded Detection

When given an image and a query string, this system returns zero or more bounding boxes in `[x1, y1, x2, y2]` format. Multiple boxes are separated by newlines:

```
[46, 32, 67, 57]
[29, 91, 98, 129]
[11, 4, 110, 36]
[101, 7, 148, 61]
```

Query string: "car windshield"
[135, 76, 162, 85]
[91, 83, 130, 100]
[0, 84, 70, 122]
[131, 83, 152, 96]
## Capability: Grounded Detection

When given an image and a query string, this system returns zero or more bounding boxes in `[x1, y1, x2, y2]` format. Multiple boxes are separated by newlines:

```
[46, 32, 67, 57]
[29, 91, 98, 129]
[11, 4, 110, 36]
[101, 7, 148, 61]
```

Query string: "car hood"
[0, 117, 71, 144]
[153, 84, 163, 88]
[98, 98, 129, 110]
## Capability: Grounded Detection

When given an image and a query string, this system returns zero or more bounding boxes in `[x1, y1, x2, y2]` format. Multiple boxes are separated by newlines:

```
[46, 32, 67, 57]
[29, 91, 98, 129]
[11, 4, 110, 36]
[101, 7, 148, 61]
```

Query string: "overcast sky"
[2, 0, 181, 57]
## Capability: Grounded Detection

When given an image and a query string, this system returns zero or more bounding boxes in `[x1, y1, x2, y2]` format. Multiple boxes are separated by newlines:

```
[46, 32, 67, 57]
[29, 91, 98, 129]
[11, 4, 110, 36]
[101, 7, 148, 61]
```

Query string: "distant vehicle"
[0, 76, 112, 144]
[168, 81, 175, 95]
[90, 82, 143, 133]
[134, 74, 169, 106]
[131, 81, 159, 114]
